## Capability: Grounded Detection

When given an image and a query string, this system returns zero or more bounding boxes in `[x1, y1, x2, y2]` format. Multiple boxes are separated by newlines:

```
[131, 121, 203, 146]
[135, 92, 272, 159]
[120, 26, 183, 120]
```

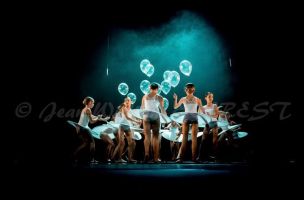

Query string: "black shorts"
[119, 124, 131, 132]
[143, 111, 160, 126]
[183, 113, 198, 124]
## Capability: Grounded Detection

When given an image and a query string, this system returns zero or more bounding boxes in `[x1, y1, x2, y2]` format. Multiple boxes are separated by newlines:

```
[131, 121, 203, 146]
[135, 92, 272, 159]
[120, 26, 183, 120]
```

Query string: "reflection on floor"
[74, 162, 249, 177]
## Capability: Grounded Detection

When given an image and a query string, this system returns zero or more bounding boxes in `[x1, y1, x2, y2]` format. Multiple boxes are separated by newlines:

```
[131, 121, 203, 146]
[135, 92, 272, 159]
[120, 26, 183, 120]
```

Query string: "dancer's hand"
[98, 115, 110, 121]
[103, 116, 110, 121]
[173, 93, 177, 100]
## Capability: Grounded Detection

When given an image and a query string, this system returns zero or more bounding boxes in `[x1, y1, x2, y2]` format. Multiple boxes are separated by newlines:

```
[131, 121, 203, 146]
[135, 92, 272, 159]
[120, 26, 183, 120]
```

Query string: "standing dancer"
[75, 96, 110, 163]
[141, 83, 167, 163]
[112, 97, 141, 163]
[173, 83, 204, 163]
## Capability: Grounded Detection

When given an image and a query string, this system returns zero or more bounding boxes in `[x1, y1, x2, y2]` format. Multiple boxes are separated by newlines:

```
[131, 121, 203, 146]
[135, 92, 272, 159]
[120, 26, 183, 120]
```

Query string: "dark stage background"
[4, 1, 299, 195]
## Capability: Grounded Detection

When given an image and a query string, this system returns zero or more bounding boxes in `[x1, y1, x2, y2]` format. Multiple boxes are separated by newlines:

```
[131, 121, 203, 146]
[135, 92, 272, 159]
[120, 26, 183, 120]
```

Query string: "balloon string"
[107, 33, 110, 76]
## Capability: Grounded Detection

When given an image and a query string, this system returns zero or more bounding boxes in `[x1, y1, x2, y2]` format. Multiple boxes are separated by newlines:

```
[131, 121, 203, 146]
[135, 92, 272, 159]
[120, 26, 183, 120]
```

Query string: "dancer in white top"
[112, 97, 141, 163]
[141, 83, 167, 163]
[198, 92, 219, 161]
[217, 112, 237, 150]
[75, 96, 110, 163]
[173, 83, 204, 163]
[165, 121, 181, 160]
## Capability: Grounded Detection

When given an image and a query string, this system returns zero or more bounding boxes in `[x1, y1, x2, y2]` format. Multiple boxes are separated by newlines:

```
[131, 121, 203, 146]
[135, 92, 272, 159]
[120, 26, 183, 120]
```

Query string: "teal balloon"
[156, 82, 162, 95]
[145, 64, 154, 77]
[179, 60, 192, 76]
[161, 80, 171, 95]
[140, 80, 151, 94]
[163, 97, 169, 110]
[163, 70, 172, 81]
[118, 83, 129, 95]
[169, 71, 180, 87]
[140, 59, 150, 74]
[127, 93, 137, 104]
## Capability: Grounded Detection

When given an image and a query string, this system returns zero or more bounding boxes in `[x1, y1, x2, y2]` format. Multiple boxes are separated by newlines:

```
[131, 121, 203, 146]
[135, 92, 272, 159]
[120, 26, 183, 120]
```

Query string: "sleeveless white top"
[115, 109, 131, 126]
[144, 95, 160, 113]
[114, 112, 122, 123]
[78, 110, 90, 128]
[204, 104, 217, 121]
[121, 109, 131, 125]
[183, 97, 198, 113]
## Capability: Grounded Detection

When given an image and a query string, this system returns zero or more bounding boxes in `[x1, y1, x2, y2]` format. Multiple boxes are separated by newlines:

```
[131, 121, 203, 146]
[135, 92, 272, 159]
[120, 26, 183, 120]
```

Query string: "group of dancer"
[72, 82, 238, 164]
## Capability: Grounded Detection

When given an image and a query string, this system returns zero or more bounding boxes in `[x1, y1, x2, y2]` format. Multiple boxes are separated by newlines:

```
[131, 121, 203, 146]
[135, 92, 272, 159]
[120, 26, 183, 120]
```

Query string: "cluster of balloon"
[140, 79, 162, 95]
[118, 59, 193, 108]
[140, 59, 154, 77]
[117, 83, 136, 104]
[162, 70, 180, 88]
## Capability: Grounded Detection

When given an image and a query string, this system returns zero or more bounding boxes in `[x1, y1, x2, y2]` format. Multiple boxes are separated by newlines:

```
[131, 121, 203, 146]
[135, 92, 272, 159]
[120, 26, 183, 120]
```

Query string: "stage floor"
[9, 161, 299, 195]
[61, 162, 253, 194]
[73, 161, 249, 178]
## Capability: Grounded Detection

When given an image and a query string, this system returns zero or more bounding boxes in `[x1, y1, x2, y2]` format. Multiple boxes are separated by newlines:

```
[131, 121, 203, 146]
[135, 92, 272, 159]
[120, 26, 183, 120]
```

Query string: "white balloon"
[127, 93, 137, 104]
[145, 64, 154, 77]
[163, 70, 172, 81]
[163, 97, 169, 110]
[140, 80, 151, 94]
[161, 80, 171, 95]
[140, 59, 150, 74]
[179, 60, 192, 76]
[118, 83, 129, 95]
[169, 71, 180, 87]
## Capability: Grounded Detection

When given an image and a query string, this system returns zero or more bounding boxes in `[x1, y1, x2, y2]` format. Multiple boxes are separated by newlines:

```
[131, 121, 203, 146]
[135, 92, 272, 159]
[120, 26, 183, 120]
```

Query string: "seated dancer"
[112, 97, 141, 163]
[173, 83, 204, 163]
[198, 92, 219, 161]
[218, 112, 237, 146]
[74, 96, 110, 163]
[218, 111, 236, 130]
[141, 83, 167, 163]
[165, 121, 181, 160]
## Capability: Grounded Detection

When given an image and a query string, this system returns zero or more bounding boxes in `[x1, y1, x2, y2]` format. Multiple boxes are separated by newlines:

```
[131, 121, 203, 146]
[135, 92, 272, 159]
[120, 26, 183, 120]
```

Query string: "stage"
[6, 1, 298, 196]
